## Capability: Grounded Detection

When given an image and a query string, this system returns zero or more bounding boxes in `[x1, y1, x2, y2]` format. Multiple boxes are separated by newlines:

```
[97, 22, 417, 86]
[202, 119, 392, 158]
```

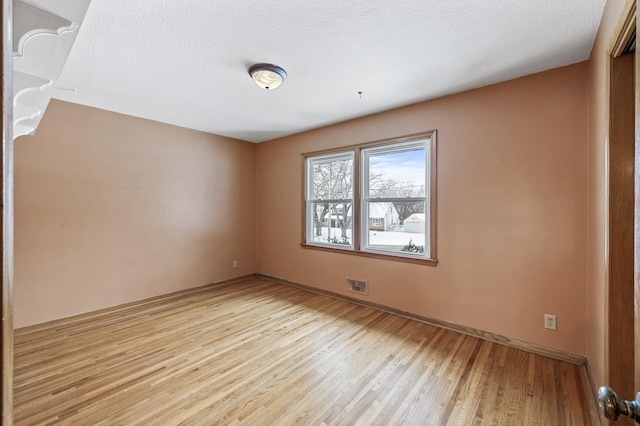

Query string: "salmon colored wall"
[14, 100, 256, 328]
[586, 0, 628, 389]
[256, 63, 589, 355]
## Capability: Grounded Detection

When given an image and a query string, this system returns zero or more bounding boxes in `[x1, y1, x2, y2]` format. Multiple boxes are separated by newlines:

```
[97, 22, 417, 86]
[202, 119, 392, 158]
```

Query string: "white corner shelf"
[13, 0, 91, 138]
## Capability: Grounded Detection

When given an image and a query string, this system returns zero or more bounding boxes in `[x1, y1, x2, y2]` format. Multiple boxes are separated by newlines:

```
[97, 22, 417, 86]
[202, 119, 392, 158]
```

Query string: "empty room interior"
[4, 0, 640, 424]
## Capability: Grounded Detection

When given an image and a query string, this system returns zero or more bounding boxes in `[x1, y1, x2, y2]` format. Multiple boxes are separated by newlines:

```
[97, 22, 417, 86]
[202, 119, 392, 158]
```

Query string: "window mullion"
[359, 148, 367, 251]
[352, 148, 359, 251]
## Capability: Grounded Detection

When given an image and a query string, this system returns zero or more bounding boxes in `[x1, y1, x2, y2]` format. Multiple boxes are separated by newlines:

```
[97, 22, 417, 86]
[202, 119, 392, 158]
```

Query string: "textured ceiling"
[54, 0, 606, 143]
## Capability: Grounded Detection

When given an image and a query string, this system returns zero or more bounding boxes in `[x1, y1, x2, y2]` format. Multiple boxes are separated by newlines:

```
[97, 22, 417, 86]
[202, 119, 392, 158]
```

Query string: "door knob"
[598, 386, 640, 422]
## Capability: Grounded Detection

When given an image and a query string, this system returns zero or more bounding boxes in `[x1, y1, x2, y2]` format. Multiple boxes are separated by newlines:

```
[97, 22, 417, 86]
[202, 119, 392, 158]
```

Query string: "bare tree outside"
[311, 158, 395, 243]
[377, 179, 426, 223]
[311, 159, 352, 240]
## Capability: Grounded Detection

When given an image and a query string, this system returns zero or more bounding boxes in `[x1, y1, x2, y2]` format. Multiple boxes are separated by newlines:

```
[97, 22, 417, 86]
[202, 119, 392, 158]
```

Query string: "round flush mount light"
[248, 63, 287, 90]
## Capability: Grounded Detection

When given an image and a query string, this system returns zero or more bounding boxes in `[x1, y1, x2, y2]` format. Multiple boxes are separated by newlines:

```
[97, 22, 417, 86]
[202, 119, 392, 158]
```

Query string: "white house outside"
[369, 203, 400, 231]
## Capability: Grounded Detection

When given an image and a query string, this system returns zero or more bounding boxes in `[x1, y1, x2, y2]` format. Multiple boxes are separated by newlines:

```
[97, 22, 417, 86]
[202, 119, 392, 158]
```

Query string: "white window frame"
[302, 131, 437, 265]
[305, 151, 355, 250]
[361, 139, 430, 259]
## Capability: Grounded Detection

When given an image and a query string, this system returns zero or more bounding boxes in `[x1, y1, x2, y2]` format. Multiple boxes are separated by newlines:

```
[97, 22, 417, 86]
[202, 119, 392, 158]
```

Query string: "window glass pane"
[310, 156, 353, 200]
[368, 148, 425, 198]
[310, 202, 353, 246]
[367, 201, 425, 254]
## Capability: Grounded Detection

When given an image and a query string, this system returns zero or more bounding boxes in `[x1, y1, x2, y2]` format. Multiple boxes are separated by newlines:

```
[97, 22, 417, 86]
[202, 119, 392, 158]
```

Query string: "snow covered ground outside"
[368, 230, 425, 246]
[312, 227, 425, 247]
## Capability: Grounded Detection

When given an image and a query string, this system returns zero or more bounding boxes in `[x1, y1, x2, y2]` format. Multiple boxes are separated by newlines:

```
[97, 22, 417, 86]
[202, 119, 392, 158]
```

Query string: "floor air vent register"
[346, 278, 368, 295]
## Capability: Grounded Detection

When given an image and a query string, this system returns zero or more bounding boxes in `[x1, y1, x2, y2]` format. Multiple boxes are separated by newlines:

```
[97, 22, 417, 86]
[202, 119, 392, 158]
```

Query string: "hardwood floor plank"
[13, 278, 598, 425]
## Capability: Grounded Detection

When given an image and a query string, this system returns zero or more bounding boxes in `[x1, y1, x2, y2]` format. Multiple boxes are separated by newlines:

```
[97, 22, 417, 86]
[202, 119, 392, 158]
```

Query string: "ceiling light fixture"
[248, 63, 287, 90]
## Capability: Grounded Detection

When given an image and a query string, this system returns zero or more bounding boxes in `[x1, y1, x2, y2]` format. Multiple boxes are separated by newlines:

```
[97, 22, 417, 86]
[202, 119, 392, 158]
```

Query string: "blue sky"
[369, 148, 425, 188]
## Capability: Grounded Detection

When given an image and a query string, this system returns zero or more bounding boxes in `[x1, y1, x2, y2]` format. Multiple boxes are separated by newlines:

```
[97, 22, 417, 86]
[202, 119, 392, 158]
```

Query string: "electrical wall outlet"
[232, 260, 238, 268]
[544, 314, 557, 330]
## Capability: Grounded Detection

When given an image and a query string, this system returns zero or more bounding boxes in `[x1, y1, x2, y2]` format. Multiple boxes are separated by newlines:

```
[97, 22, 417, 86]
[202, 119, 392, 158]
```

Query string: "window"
[303, 132, 437, 264]
[305, 151, 354, 248]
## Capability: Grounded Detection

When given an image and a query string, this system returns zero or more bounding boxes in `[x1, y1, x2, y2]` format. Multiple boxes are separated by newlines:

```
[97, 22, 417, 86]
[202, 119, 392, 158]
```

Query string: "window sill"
[300, 243, 438, 266]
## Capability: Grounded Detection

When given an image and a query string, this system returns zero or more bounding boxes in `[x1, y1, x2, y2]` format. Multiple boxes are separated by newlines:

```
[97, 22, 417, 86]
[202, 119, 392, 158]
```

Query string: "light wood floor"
[14, 277, 599, 425]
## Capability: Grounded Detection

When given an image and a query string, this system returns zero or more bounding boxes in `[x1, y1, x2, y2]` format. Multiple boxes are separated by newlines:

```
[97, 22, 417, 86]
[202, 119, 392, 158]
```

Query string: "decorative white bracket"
[12, 0, 91, 138]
